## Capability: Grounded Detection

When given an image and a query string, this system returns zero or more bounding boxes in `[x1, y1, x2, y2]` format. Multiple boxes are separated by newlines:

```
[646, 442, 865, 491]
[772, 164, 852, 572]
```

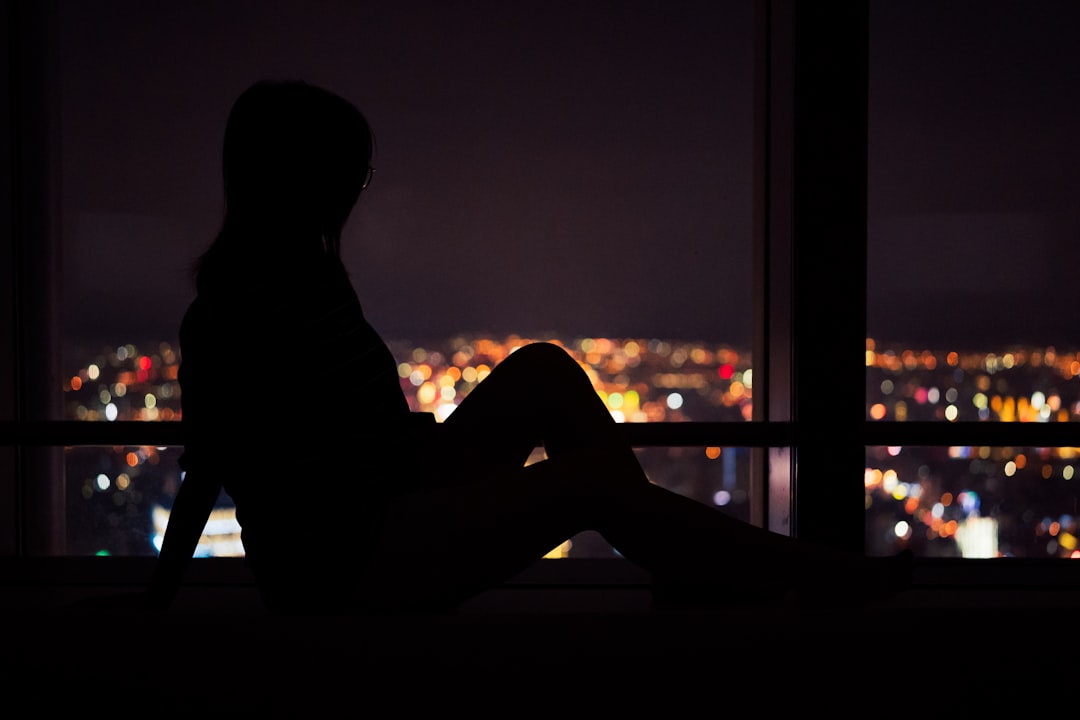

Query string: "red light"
[718, 363, 734, 380]
[139, 356, 152, 370]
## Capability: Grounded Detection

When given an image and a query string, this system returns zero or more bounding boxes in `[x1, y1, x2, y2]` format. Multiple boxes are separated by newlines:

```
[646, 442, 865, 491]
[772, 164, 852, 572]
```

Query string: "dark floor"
[3, 556, 1080, 715]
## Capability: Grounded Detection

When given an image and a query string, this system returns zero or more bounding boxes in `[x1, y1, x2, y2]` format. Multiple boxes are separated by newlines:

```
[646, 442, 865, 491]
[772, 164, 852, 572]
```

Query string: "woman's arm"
[144, 470, 223, 610]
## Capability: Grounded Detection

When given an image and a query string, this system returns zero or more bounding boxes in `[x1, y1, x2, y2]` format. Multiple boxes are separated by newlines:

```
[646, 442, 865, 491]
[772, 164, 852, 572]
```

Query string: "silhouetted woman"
[147, 79, 910, 614]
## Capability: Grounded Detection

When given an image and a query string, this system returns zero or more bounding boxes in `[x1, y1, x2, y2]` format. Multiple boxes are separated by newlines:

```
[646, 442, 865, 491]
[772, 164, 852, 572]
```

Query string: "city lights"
[63, 335, 1080, 559]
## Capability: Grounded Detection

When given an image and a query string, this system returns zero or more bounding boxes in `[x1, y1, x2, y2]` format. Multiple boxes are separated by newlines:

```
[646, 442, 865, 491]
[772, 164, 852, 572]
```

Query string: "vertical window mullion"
[789, 0, 868, 552]
[753, 0, 798, 536]
[7, 0, 65, 555]
[2, 0, 18, 555]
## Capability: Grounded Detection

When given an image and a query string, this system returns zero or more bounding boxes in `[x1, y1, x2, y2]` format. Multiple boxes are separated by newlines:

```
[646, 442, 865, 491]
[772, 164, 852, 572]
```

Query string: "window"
[5, 1, 1076, 578]
[864, 0, 1080, 558]
[7, 0, 764, 558]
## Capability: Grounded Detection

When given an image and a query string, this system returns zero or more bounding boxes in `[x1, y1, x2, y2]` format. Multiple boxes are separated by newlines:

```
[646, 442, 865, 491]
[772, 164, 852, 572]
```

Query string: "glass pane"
[867, 1, 1080, 365]
[54, 2, 758, 555]
[866, 445, 1080, 559]
[58, 0, 756, 421]
[865, 2, 1080, 555]
[61, 333, 754, 555]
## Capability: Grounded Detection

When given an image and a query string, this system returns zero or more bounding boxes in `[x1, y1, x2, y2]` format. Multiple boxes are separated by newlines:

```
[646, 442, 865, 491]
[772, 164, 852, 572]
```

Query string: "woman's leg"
[361, 341, 910, 611]
[361, 459, 600, 612]
[361, 341, 638, 610]
[427, 341, 815, 565]
[437, 340, 648, 484]
[364, 458, 910, 611]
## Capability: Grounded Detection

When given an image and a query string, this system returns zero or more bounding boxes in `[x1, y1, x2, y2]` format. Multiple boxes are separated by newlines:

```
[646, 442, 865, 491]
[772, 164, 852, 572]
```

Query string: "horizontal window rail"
[861, 422, 1080, 448]
[1, 420, 792, 447]
[1, 420, 1079, 448]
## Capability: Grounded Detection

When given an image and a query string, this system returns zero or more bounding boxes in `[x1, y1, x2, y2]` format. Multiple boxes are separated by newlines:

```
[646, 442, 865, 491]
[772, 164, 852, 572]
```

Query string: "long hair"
[194, 80, 375, 289]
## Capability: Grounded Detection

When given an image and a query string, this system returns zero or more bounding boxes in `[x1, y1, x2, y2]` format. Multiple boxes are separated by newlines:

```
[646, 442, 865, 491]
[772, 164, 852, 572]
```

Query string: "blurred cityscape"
[61, 335, 1080, 560]
[864, 339, 1080, 559]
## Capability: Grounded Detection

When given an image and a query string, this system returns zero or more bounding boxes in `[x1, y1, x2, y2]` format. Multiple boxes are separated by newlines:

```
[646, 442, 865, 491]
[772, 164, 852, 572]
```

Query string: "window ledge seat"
[2, 556, 1078, 710]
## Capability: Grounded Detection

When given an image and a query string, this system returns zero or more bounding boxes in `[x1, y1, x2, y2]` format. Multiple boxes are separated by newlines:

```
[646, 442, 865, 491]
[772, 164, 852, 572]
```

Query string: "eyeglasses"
[362, 166, 375, 190]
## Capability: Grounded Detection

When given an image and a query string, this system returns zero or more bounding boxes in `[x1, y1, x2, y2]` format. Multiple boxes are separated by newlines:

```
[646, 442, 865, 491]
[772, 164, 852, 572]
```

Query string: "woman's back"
[178, 251, 412, 612]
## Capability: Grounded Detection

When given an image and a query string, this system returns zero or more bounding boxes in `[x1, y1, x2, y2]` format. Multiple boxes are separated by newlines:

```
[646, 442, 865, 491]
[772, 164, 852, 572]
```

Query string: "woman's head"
[218, 80, 375, 257]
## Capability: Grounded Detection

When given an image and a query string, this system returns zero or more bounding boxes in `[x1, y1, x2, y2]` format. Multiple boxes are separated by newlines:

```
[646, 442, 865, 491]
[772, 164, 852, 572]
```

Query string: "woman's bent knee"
[505, 341, 585, 381]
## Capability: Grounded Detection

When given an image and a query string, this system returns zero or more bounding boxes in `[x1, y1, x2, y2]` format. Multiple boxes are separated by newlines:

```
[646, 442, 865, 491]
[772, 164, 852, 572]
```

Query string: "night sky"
[55, 0, 1080, 353]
